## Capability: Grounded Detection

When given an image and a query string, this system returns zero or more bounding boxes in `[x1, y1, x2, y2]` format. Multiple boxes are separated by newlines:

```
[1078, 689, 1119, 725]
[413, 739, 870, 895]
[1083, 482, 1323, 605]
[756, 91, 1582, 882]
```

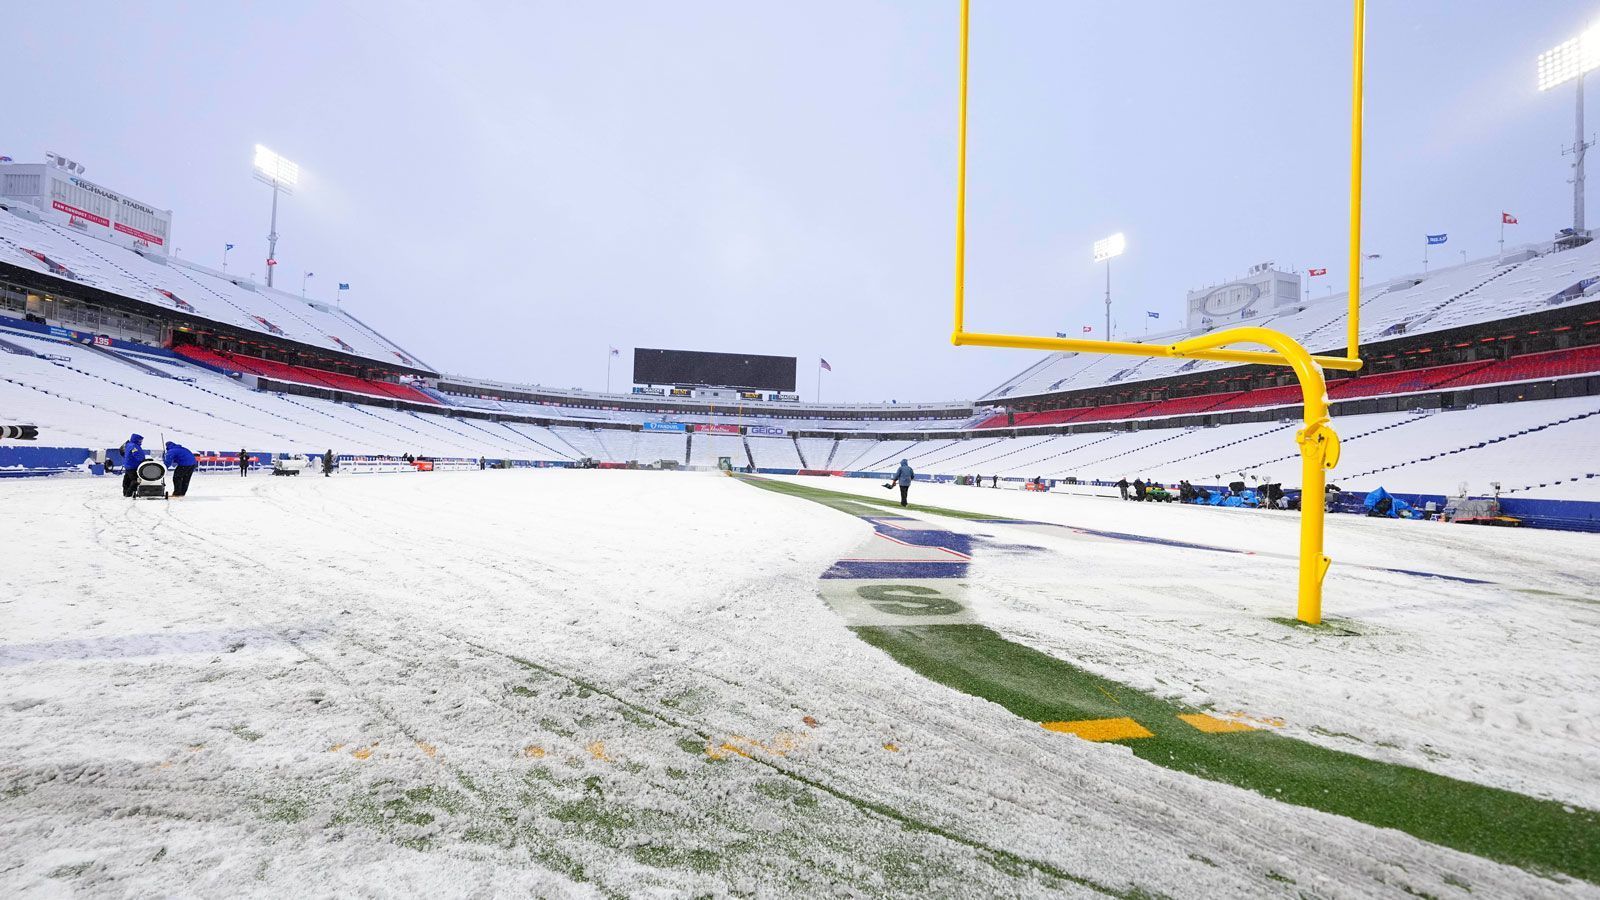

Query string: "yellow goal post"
[950, 0, 1367, 624]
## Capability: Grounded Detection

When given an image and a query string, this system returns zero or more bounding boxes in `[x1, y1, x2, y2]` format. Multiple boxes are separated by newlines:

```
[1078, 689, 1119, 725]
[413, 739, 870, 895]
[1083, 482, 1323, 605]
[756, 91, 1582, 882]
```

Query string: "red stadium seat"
[173, 346, 439, 404]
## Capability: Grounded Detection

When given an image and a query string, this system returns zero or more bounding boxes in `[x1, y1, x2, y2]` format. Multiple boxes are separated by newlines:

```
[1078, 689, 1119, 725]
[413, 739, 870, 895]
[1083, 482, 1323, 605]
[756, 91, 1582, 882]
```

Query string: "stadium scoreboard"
[633, 348, 797, 391]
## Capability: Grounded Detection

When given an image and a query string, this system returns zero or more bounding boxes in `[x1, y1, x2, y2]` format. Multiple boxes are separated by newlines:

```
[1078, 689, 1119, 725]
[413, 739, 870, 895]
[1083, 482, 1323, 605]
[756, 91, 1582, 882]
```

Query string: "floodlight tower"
[1538, 23, 1600, 236]
[252, 145, 300, 287]
[1092, 232, 1126, 341]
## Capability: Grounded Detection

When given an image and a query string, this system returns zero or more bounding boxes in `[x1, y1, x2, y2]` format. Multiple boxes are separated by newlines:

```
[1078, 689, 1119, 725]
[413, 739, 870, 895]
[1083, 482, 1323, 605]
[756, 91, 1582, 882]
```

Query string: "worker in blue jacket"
[120, 434, 147, 497]
[164, 441, 198, 498]
[890, 459, 915, 507]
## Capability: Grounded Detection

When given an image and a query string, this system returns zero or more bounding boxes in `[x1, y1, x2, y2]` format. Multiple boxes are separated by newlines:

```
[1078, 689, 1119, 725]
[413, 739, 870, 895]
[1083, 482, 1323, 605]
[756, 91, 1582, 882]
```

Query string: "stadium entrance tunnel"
[738, 475, 1600, 885]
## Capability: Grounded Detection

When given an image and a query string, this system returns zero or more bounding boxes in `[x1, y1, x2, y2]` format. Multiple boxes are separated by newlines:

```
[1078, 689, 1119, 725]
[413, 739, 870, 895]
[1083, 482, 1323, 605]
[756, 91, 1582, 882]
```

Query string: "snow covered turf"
[2, 468, 1597, 896]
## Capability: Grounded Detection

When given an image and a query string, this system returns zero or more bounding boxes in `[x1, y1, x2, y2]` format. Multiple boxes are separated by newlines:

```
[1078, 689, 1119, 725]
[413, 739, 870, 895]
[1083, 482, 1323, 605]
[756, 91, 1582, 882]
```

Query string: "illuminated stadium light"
[1538, 25, 1600, 91]
[252, 144, 299, 193]
[1537, 23, 1600, 235]
[1091, 232, 1127, 262]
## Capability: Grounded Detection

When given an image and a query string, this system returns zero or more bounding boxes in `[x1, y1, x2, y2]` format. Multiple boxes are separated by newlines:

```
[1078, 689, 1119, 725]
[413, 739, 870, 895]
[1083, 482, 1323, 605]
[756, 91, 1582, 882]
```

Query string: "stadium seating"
[1138, 392, 1240, 418]
[1327, 361, 1496, 399]
[1434, 345, 1600, 388]
[0, 210, 424, 366]
[980, 240, 1600, 402]
[173, 345, 438, 404]
[747, 436, 804, 469]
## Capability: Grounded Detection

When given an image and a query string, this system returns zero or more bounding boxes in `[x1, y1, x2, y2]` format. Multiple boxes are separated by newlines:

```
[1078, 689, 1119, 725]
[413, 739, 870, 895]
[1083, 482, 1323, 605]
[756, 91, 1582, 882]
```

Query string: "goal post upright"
[948, 0, 1366, 624]
[1347, 0, 1366, 363]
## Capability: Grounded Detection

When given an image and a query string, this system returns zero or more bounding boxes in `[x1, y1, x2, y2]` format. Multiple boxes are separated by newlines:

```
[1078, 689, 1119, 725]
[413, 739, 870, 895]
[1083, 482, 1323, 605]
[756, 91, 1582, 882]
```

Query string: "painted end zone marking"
[875, 531, 973, 560]
[1178, 713, 1257, 734]
[1041, 718, 1153, 742]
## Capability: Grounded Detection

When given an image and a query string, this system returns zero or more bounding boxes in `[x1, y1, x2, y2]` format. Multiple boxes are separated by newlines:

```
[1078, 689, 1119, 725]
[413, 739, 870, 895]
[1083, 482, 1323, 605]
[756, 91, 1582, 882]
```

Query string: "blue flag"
[1426, 233, 1448, 245]
[1147, 311, 1159, 319]
[338, 282, 350, 290]
[225, 243, 235, 250]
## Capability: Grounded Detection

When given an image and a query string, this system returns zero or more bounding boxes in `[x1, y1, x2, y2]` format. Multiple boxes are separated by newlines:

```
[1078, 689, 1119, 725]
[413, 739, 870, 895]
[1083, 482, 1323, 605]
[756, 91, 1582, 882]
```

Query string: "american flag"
[819, 358, 832, 372]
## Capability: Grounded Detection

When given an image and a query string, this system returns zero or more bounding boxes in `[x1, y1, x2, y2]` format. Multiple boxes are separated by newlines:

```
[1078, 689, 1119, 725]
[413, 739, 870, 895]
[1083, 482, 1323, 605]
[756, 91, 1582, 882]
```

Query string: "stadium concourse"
[5, 183, 1600, 893]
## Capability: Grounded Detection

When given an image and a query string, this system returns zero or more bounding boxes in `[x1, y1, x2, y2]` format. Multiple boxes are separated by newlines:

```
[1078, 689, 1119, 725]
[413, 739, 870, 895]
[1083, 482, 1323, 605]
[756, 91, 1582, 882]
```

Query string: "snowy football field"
[3, 469, 1597, 897]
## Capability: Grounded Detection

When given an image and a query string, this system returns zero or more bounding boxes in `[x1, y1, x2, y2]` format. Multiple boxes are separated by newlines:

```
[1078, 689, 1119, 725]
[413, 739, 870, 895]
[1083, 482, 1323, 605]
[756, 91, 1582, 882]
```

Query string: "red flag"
[1502, 212, 1518, 225]
[1081, 325, 1093, 333]
[1308, 267, 1328, 276]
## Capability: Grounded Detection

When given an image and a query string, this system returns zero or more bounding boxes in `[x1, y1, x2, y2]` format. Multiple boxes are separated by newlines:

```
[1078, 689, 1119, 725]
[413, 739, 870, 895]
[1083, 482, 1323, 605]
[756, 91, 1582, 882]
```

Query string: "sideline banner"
[641, 421, 687, 433]
[748, 425, 786, 437]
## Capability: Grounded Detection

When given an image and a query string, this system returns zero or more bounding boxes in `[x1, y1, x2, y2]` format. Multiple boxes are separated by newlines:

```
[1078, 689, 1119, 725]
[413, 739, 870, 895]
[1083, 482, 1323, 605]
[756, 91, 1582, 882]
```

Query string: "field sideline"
[2, 469, 1596, 896]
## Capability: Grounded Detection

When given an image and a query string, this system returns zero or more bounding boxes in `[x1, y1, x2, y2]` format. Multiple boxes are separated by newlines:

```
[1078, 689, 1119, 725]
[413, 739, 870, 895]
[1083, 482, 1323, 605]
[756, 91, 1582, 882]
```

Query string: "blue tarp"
[1363, 486, 1415, 518]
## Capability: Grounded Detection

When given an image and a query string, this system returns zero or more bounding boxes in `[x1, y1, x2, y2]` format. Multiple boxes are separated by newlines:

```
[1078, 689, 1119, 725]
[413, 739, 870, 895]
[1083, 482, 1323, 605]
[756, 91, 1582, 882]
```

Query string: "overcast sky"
[7, 1, 1591, 400]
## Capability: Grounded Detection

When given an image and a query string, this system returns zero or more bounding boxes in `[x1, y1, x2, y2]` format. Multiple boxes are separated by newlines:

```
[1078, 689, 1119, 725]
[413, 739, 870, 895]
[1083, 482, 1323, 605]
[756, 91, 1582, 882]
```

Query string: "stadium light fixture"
[252, 144, 299, 193]
[1091, 232, 1126, 262]
[1093, 233, 1126, 341]
[252, 145, 299, 288]
[1537, 24, 1600, 234]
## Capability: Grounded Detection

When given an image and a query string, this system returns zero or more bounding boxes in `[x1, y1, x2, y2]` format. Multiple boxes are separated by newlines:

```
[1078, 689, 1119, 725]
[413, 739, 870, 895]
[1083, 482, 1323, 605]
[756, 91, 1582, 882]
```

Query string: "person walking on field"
[238, 449, 250, 477]
[164, 441, 198, 498]
[323, 449, 335, 477]
[1116, 476, 1130, 501]
[891, 459, 915, 507]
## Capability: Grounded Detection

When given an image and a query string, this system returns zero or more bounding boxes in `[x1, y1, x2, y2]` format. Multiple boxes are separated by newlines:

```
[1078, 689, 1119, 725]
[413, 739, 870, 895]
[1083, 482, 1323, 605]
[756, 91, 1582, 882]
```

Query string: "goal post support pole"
[948, 0, 1365, 624]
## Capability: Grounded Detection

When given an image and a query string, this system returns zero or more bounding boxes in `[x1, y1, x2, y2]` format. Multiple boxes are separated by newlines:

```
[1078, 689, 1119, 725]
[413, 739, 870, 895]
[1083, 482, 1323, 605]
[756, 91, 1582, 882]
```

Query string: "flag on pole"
[609, 347, 619, 357]
[338, 282, 349, 290]
[1502, 212, 1518, 225]
[819, 358, 832, 372]
[1308, 267, 1328, 276]
[1426, 233, 1448, 245]
[305, 271, 315, 278]
[225, 243, 235, 251]
[1146, 311, 1159, 319]
[1055, 332, 1068, 338]
[1081, 325, 1093, 333]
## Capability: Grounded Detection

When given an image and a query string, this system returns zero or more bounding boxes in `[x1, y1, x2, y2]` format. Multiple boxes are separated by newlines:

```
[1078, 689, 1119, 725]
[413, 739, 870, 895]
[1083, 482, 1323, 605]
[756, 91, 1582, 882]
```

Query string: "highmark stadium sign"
[0, 161, 174, 256]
